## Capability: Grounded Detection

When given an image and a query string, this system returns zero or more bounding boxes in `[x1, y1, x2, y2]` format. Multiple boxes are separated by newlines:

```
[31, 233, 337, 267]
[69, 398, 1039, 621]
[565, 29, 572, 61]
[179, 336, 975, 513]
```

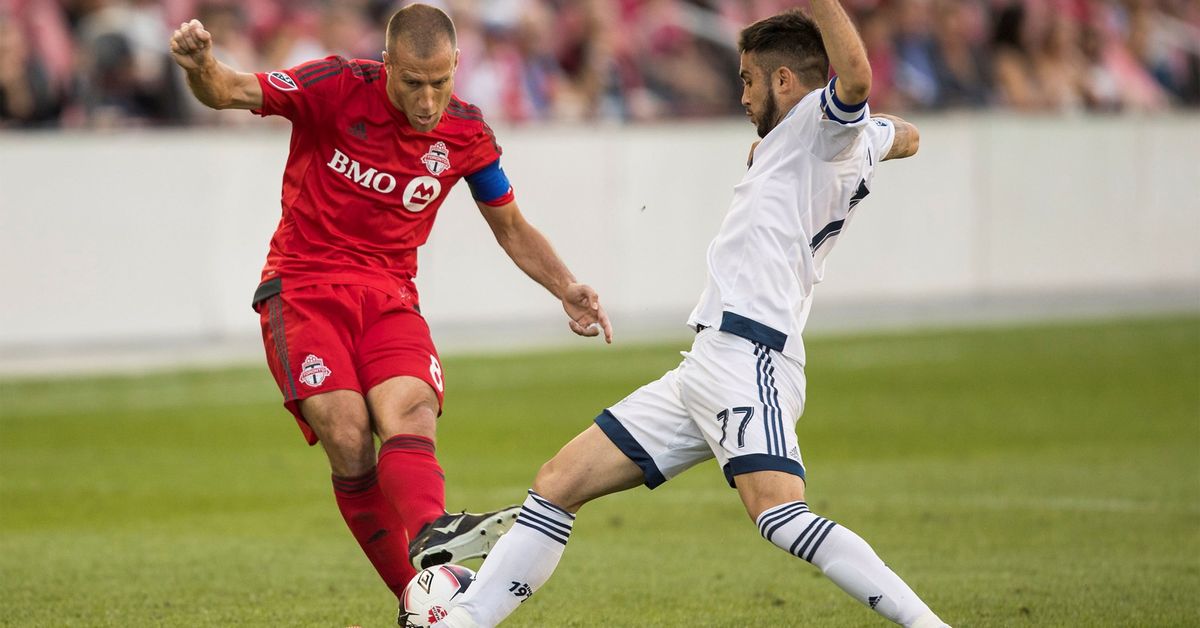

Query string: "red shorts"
[254, 280, 445, 445]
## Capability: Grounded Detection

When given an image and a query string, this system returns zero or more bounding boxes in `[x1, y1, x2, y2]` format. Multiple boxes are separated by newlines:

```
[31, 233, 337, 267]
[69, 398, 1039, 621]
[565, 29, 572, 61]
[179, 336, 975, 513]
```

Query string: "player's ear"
[382, 50, 390, 66]
[453, 48, 460, 71]
[775, 66, 792, 92]
[780, 66, 809, 98]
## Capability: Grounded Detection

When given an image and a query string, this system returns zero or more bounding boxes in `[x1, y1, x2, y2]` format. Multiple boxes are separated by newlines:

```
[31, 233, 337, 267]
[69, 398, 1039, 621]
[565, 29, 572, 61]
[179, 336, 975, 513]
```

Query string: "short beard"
[755, 86, 779, 138]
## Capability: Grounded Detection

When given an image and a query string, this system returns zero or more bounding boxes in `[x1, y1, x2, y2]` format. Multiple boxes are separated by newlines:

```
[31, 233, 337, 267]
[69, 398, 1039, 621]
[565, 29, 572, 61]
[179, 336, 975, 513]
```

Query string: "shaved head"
[381, 4, 460, 132]
[386, 3, 456, 57]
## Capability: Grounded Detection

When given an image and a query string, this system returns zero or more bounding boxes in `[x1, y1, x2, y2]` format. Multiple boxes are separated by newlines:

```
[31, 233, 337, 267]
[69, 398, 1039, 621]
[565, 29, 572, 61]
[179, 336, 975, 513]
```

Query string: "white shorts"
[595, 328, 807, 489]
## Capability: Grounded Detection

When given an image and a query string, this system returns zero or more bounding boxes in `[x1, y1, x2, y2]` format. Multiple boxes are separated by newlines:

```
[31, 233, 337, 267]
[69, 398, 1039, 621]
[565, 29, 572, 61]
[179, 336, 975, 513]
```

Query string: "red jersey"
[252, 56, 515, 300]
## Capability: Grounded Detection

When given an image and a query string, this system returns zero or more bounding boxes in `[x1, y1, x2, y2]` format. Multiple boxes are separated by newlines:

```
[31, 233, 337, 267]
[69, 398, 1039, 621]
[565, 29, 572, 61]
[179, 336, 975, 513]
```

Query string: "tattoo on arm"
[873, 114, 920, 161]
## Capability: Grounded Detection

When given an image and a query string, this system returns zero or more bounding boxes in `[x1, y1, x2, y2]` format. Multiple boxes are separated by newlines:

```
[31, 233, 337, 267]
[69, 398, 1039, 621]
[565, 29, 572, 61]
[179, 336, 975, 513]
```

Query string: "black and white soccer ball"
[401, 564, 475, 627]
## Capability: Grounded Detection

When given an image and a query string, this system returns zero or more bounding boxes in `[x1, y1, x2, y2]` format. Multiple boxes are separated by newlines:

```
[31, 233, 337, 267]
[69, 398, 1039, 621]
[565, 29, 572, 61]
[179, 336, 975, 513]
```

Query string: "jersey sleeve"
[864, 117, 897, 161]
[808, 76, 873, 162]
[463, 114, 514, 206]
[252, 56, 347, 123]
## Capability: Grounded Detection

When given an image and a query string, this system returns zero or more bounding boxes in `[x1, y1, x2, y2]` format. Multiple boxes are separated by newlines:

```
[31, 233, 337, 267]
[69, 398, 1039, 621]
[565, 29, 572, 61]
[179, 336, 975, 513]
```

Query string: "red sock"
[332, 468, 416, 599]
[377, 434, 446, 539]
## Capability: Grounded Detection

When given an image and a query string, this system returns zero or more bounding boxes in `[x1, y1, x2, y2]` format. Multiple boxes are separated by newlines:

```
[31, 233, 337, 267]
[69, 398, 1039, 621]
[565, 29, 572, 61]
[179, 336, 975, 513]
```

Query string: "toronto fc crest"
[421, 141, 451, 176]
[298, 354, 332, 387]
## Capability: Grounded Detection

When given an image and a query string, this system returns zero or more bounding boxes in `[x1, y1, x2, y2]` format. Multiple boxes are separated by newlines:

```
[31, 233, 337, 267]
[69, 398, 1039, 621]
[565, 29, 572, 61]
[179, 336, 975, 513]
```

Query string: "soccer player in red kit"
[168, 3, 613, 617]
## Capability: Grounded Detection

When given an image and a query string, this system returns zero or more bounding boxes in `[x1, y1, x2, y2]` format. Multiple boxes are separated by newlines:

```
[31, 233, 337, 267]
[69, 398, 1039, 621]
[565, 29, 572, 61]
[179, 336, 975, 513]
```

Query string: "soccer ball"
[401, 563, 476, 627]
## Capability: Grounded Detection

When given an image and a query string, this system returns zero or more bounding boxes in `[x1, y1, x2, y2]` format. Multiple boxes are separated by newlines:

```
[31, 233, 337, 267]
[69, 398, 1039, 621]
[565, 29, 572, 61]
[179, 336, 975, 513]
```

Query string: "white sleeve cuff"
[820, 76, 868, 124]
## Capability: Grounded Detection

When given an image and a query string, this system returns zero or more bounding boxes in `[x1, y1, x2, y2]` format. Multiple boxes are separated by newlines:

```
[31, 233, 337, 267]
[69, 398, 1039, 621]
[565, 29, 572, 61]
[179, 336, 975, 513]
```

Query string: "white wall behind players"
[1, 115, 1197, 356]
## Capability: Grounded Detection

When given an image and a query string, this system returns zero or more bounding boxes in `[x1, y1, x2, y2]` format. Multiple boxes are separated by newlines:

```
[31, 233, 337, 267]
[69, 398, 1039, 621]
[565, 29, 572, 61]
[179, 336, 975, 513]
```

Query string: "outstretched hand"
[562, 282, 613, 344]
[169, 19, 214, 72]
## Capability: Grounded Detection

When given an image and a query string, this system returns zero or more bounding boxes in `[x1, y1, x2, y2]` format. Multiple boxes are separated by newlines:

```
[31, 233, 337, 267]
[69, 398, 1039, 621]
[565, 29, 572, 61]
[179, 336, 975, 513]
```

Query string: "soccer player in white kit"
[431, 3, 947, 627]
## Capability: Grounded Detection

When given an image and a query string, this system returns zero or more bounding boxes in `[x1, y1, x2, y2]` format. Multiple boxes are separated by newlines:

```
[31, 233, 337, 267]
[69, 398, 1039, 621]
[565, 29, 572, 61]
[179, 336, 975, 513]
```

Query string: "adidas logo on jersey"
[327, 147, 397, 193]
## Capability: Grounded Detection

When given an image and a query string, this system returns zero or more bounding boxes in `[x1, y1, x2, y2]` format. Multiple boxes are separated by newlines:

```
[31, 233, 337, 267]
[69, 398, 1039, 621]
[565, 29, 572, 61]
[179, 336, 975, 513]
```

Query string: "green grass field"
[2, 316, 1198, 627]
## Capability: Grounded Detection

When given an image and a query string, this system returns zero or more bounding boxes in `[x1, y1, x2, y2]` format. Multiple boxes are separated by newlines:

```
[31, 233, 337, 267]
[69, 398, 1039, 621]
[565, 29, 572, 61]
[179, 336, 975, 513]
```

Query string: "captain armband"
[465, 159, 514, 207]
[820, 76, 868, 125]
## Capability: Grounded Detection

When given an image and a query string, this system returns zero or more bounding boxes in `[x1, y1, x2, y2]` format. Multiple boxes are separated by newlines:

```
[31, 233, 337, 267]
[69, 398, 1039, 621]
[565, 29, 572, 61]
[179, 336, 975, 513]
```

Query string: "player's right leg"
[257, 283, 417, 598]
[299, 390, 420, 596]
[437, 368, 712, 628]
[436, 424, 646, 628]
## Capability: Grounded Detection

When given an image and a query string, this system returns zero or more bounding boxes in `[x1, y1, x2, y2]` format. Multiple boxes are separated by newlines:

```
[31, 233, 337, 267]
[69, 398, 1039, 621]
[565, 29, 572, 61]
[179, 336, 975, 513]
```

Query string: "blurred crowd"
[1, 0, 1198, 128]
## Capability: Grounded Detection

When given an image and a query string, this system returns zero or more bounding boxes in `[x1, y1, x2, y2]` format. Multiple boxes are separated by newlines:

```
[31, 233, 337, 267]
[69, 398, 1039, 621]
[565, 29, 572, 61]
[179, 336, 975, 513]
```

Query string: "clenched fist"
[169, 19, 213, 72]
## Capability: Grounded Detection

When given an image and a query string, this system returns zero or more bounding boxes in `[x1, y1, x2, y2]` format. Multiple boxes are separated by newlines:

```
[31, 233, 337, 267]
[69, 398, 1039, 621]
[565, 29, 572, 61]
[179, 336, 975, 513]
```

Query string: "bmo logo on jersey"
[402, 176, 442, 213]
[327, 148, 398, 194]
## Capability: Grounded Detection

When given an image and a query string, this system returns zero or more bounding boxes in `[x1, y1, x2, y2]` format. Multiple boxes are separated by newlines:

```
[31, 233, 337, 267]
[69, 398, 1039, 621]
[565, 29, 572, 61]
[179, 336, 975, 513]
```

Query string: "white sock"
[756, 501, 947, 627]
[447, 490, 575, 628]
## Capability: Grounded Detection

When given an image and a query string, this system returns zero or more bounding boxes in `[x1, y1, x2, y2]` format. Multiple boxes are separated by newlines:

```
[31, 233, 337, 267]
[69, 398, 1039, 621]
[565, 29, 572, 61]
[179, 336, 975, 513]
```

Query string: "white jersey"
[687, 78, 896, 365]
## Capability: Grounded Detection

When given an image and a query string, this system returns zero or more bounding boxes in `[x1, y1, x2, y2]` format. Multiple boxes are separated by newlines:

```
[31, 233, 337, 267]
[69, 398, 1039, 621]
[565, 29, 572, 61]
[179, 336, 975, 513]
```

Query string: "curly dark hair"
[738, 10, 829, 88]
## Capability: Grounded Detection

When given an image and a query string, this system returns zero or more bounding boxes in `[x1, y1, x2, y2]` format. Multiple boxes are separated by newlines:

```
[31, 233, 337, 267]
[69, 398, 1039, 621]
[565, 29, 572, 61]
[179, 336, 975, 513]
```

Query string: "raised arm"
[169, 19, 262, 110]
[872, 113, 920, 161]
[809, 0, 871, 105]
[477, 199, 613, 343]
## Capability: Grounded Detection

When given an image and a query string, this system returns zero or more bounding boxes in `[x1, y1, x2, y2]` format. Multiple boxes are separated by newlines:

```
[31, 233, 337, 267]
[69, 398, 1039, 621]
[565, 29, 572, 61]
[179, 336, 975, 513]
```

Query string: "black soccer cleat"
[409, 506, 521, 570]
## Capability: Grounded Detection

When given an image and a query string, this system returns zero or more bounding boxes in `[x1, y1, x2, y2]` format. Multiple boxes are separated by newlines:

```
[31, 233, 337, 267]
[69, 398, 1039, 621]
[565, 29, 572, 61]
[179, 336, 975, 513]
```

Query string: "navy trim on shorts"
[722, 454, 806, 488]
[719, 312, 787, 352]
[594, 410, 667, 489]
[754, 344, 784, 457]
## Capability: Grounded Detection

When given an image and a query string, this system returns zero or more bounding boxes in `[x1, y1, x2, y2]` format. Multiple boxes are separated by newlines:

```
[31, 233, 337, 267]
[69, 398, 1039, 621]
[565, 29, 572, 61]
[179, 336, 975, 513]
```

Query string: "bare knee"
[299, 391, 374, 477]
[321, 425, 375, 477]
[531, 455, 589, 513]
[367, 376, 439, 440]
[736, 470, 807, 522]
[377, 398, 438, 440]
[530, 426, 647, 514]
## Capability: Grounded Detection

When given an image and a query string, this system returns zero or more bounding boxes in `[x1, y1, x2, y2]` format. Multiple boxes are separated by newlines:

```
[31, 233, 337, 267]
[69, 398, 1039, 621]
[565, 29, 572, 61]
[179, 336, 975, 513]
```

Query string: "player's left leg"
[678, 330, 949, 627]
[357, 291, 518, 572]
[363, 299, 524, 576]
[366, 374, 445, 537]
[737, 467, 949, 627]
[365, 374, 520, 572]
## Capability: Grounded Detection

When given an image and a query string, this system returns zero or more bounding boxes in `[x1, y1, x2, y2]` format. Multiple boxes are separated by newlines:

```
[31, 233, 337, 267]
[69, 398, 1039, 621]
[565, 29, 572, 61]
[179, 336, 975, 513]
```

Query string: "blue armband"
[465, 159, 513, 205]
